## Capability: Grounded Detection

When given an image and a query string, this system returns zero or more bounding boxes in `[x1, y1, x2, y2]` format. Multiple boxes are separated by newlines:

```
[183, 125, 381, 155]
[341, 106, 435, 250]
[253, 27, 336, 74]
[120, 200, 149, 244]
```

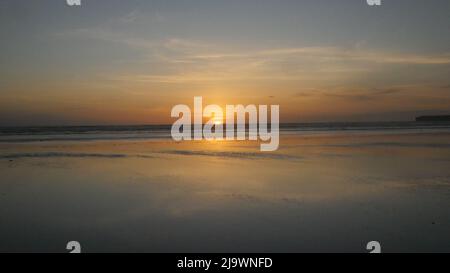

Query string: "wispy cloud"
[54, 22, 450, 86]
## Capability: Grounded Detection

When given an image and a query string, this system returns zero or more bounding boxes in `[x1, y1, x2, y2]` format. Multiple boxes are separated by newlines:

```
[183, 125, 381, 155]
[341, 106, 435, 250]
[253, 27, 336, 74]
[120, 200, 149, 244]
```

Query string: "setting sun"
[213, 118, 223, 125]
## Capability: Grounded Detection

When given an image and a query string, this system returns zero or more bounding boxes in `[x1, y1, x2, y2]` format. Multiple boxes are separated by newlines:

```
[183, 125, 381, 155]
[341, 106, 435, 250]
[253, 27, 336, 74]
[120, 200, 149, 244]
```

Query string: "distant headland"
[416, 115, 450, 122]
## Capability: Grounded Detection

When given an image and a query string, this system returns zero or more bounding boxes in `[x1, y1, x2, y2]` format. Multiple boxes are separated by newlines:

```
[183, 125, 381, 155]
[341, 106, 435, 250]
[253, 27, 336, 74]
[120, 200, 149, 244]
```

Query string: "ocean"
[1, 121, 450, 142]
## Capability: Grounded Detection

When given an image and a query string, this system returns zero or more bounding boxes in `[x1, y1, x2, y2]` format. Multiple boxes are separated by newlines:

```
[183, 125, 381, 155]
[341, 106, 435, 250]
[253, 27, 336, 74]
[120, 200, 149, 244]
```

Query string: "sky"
[0, 0, 449, 126]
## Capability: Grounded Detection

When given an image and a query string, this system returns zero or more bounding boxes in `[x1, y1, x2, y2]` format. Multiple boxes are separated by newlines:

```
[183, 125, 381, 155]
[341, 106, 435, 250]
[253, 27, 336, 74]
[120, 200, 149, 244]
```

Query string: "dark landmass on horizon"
[416, 115, 450, 122]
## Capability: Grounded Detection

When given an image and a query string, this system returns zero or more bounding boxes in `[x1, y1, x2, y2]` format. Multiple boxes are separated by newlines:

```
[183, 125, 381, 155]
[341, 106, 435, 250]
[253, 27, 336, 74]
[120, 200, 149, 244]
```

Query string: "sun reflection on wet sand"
[0, 132, 449, 252]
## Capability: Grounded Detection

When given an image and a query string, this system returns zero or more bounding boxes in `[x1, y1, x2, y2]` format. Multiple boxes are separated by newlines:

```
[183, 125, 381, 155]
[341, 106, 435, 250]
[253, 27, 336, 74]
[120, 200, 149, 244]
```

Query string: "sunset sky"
[1, 0, 449, 126]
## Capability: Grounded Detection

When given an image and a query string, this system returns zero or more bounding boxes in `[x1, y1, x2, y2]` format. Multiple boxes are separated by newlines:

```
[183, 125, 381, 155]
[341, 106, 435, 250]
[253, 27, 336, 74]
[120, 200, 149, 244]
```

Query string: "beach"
[0, 127, 449, 252]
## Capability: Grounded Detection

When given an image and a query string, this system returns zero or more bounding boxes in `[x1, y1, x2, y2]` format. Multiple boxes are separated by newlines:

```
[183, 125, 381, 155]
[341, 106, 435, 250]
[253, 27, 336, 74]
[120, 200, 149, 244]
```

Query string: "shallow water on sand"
[0, 132, 449, 252]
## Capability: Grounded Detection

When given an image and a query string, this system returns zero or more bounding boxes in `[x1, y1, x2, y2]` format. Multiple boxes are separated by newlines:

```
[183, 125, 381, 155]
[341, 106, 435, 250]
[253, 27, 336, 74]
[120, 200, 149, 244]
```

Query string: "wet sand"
[0, 132, 449, 252]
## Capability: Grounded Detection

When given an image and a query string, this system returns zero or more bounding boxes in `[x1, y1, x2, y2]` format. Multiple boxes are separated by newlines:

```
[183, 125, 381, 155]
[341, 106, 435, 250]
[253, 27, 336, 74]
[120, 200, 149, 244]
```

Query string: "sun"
[213, 118, 223, 125]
